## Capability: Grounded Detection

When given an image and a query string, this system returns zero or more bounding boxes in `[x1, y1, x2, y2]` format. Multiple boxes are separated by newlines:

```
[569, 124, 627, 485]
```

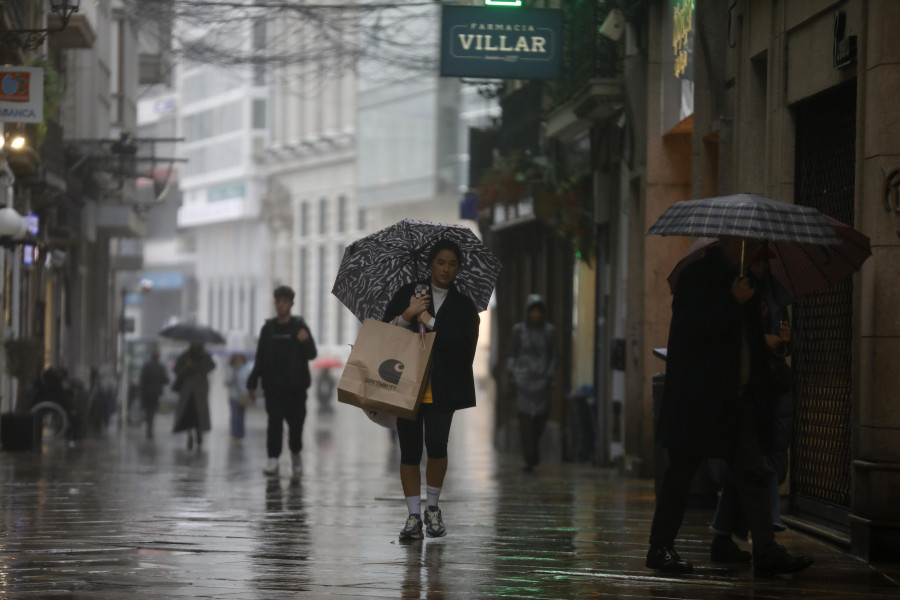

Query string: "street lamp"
[1, 1, 82, 51]
[0, 206, 26, 239]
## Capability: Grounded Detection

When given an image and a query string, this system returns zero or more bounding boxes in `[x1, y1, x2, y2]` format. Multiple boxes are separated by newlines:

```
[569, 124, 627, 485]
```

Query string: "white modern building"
[175, 28, 270, 350]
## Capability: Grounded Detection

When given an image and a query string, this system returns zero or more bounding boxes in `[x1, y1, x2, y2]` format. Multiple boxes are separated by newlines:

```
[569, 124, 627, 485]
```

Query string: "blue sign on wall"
[440, 5, 563, 80]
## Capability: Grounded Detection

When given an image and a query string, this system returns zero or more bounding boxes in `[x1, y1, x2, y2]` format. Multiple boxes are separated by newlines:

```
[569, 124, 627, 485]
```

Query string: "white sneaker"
[291, 453, 302, 475]
[263, 458, 279, 475]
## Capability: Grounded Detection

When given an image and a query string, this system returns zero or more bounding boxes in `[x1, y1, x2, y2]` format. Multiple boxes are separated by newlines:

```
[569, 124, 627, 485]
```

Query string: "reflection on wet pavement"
[1, 397, 898, 598]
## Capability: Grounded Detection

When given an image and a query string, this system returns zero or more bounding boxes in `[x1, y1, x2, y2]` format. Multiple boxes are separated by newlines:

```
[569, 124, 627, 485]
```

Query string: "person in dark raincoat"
[646, 236, 813, 577]
[172, 343, 215, 450]
[139, 350, 170, 440]
[506, 294, 557, 472]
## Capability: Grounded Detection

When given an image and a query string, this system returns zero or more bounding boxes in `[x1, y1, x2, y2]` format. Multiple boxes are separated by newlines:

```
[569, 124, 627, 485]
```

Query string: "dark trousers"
[649, 393, 777, 558]
[264, 388, 307, 459]
[397, 404, 454, 465]
[518, 411, 549, 467]
[143, 397, 159, 438]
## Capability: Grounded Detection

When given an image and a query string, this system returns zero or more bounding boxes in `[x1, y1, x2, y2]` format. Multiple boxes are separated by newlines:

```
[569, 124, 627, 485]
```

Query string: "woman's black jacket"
[382, 281, 480, 413]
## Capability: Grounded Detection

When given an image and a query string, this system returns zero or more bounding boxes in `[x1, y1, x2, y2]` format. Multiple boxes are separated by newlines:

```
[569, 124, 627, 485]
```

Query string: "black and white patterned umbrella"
[332, 219, 502, 322]
[647, 194, 842, 245]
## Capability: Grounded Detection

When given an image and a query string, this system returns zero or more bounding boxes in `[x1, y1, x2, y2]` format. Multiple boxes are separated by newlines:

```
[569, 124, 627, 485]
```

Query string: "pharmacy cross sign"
[440, 5, 563, 80]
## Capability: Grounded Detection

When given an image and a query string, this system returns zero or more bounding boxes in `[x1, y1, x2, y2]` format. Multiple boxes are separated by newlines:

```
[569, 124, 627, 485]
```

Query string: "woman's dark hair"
[426, 239, 463, 267]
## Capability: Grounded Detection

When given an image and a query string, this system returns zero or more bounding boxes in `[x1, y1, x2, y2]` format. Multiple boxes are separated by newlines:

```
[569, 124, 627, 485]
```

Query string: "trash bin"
[1, 412, 40, 451]
[652, 363, 718, 510]
[566, 385, 596, 463]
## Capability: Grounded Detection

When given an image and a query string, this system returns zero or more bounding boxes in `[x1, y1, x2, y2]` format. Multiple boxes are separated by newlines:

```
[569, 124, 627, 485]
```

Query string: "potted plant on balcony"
[533, 175, 596, 264]
[476, 153, 545, 216]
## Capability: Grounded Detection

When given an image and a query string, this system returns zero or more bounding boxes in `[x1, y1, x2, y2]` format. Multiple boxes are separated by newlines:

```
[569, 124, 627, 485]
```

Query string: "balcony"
[47, 12, 94, 49]
[544, 0, 626, 139]
[97, 204, 146, 239]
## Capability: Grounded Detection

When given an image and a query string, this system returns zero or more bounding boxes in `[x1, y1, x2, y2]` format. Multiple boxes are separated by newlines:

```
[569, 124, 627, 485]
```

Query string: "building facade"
[479, 0, 898, 560]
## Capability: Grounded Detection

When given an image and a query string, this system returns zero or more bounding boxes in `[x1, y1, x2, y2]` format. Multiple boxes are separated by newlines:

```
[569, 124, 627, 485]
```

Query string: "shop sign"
[661, 0, 694, 133]
[0, 67, 43, 124]
[440, 5, 563, 80]
[833, 11, 857, 69]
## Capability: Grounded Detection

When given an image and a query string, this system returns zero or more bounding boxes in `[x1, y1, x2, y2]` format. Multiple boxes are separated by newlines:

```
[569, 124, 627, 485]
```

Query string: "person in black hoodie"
[382, 238, 480, 541]
[248, 285, 318, 477]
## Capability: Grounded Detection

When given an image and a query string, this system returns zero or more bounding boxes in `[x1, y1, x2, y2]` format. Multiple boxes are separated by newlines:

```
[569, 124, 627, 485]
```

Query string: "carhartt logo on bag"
[378, 359, 404, 384]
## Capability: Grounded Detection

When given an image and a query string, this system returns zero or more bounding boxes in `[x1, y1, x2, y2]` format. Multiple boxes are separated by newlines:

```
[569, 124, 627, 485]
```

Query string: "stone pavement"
[1, 393, 899, 599]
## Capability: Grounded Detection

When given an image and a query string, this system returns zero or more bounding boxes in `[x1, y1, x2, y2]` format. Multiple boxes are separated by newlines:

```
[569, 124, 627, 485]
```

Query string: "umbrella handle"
[740, 239, 745, 277]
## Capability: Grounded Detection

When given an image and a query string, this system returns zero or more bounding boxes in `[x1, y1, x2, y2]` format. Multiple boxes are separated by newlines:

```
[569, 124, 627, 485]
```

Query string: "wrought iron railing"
[548, 0, 620, 107]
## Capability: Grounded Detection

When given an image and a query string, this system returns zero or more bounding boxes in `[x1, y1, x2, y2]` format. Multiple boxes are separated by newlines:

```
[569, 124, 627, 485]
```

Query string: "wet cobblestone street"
[1, 394, 898, 599]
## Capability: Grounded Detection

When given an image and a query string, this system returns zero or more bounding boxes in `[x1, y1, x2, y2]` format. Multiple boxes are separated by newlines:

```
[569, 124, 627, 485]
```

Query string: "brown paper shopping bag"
[337, 318, 436, 420]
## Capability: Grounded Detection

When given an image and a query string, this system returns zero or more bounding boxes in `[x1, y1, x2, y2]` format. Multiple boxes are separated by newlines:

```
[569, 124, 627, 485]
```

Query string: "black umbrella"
[332, 219, 502, 322]
[159, 323, 226, 345]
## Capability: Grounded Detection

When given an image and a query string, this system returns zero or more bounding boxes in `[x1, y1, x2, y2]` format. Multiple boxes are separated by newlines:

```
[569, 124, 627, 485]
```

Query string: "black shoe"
[710, 534, 752, 563]
[753, 547, 814, 577]
[646, 545, 694, 573]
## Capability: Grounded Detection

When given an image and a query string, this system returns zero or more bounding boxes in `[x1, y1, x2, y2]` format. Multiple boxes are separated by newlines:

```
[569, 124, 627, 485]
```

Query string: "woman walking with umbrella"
[172, 342, 215, 450]
[382, 239, 481, 540]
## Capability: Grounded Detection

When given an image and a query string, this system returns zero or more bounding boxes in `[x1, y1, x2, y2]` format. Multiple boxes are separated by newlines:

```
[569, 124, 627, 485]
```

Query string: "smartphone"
[415, 284, 428, 299]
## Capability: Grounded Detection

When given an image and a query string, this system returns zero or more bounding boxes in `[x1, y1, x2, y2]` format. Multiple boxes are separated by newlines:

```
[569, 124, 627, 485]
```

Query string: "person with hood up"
[506, 294, 557, 472]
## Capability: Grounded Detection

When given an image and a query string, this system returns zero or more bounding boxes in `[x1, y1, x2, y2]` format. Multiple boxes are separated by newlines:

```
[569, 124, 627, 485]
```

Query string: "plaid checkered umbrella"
[666, 216, 871, 298]
[332, 219, 502, 322]
[647, 194, 842, 245]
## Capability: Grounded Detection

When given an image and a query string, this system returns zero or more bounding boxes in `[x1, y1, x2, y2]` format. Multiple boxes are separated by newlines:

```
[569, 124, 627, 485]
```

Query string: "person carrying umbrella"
[172, 343, 215, 450]
[247, 285, 318, 477]
[382, 238, 480, 540]
[646, 235, 814, 576]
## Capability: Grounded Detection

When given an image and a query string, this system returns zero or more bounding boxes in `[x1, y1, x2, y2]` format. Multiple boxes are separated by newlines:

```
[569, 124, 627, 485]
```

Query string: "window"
[248, 287, 256, 334]
[300, 202, 308, 236]
[336, 243, 345, 343]
[207, 287, 214, 327]
[319, 198, 327, 234]
[239, 287, 245, 330]
[252, 99, 266, 129]
[218, 285, 224, 331]
[252, 17, 266, 51]
[299, 247, 307, 315]
[317, 246, 326, 342]
[357, 208, 366, 231]
[337, 195, 347, 233]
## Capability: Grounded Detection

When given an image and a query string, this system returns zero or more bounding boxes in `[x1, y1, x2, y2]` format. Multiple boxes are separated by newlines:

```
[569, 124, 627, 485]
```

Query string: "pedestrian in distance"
[646, 236, 813, 577]
[382, 238, 480, 541]
[708, 245, 795, 561]
[172, 342, 215, 450]
[506, 293, 557, 473]
[316, 368, 336, 415]
[247, 285, 318, 478]
[139, 350, 170, 440]
[226, 353, 251, 446]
